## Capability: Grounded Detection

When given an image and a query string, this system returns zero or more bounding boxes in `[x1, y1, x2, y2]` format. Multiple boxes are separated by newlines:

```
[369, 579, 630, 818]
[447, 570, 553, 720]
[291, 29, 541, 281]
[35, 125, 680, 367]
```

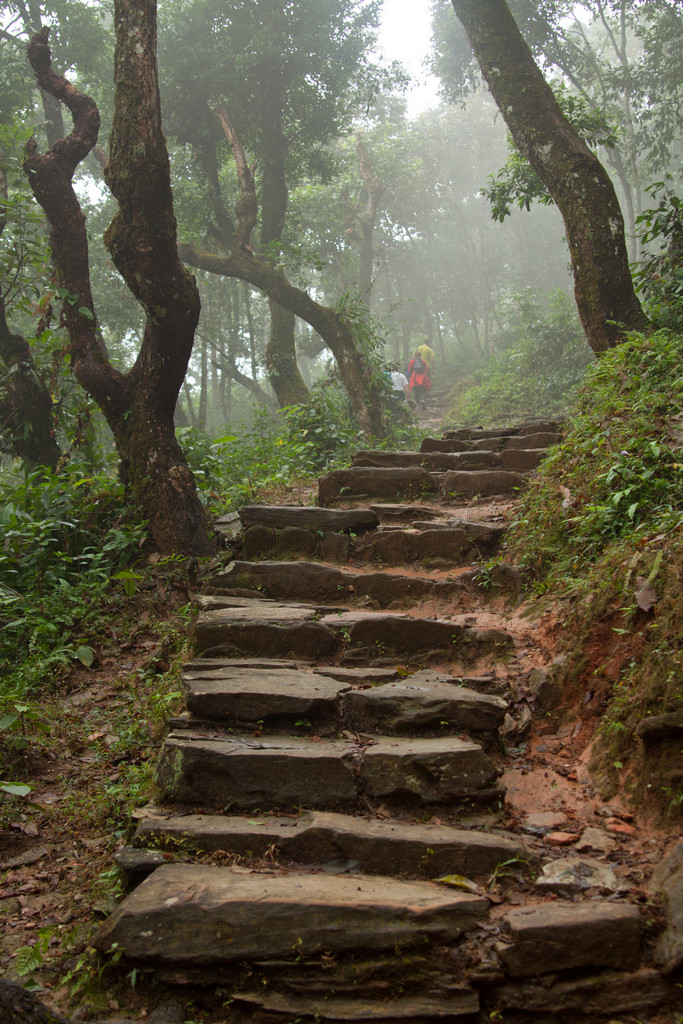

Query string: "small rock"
[535, 856, 625, 895]
[576, 828, 616, 854]
[606, 819, 637, 837]
[524, 812, 567, 831]
[545, 832, 578, 846]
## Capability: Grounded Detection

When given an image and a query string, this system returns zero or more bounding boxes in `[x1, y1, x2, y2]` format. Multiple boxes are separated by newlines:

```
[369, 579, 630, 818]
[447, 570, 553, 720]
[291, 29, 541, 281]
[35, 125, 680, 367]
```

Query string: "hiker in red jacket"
[407, 352, 431, 408]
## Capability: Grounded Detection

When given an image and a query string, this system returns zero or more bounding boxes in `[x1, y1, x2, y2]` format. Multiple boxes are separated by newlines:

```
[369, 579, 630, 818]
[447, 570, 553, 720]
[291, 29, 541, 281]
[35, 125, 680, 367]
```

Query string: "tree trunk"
[249, 72, 310, 409]
[450, 0, 649, 353]
[25, 7, 214, 554]
[0, 154, 61, 471]
[0, 300, 61, 470]
[266, 298, 310, 406]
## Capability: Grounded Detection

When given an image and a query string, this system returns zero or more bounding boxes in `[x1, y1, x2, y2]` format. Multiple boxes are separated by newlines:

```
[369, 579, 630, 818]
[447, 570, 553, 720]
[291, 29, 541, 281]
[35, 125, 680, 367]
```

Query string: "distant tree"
[24, 4, 213, 554]
[448, 0, 649, 353]
[159, 0, 388, 424]
[0, 135, 61, 468]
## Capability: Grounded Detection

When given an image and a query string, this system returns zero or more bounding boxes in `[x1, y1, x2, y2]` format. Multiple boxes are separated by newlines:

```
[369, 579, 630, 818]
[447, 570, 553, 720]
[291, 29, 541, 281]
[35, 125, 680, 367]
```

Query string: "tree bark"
[450, 0, 649, 353]
[24, 8, 214, 554]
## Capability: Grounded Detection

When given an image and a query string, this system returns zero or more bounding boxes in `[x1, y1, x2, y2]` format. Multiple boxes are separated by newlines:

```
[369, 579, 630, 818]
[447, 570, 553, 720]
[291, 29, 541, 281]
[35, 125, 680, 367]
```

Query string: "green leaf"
[0, 781, 32, 796]
[76, 645, 95, 667]
[78, 306, 94, 320]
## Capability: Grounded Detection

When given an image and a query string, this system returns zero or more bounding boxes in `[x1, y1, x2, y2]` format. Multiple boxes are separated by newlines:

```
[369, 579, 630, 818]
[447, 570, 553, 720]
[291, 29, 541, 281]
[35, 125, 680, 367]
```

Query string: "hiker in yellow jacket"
[413, 341, 435, 368]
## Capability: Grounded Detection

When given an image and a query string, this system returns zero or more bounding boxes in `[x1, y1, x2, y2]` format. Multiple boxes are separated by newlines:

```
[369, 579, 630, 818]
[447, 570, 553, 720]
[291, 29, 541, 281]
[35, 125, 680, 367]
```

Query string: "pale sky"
[378, 0, 441, 114]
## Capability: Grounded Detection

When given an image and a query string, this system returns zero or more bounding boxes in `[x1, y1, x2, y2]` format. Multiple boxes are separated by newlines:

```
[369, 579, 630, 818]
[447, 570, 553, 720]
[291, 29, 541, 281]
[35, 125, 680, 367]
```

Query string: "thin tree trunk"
[450, 0, 649, 353]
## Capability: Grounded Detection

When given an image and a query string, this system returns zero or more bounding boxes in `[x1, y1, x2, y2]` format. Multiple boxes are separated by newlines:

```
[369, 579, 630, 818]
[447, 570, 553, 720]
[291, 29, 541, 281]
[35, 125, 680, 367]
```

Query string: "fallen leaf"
[635, 576, 657, 612]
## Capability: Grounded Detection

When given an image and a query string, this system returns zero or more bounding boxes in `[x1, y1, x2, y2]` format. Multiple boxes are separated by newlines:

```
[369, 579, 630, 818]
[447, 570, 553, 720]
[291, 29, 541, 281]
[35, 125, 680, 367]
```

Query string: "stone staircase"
[94, 421, 680, 1023]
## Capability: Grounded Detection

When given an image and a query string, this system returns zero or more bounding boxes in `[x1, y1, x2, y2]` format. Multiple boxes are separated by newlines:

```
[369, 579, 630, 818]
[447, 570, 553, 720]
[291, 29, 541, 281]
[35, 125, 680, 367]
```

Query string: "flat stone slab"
[343, 678, 507, 735]
[495, 968, 676, 1017]
[363, 737, 498, 802]
[369, 503, 443, 521]
[499, 901, 641, 976]
[504, 431, 560, 449]
[420, 438, 476, 453]
[231, 989, 479, 1021]
[351, 450, 502, 472]
[318, 467, 437, 505]
[136, 808, 531, 878]
[210, 560, 466, 608]
[441, 470, 527, 499]
[155, 733, 358, 809]
[351, 528, 479, 565]
[238, 505, 380, 533]
[93, 864, 489, 964]
[501, 448, 545, 472]
[342, 614, 512, 660]
[191, 605, 338, 660]
[155, 732, 500, 810]
[182, 666, 350, 727]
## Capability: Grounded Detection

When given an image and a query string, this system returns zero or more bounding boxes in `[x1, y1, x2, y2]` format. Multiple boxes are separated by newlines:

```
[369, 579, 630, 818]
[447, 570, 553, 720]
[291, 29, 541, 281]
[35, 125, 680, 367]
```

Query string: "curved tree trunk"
[25, 6, 214, 555]
[450, 0, 649, 353]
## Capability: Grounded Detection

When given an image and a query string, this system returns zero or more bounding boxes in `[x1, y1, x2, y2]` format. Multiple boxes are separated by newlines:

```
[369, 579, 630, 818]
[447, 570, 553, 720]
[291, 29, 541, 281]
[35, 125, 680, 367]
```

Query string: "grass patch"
[505, 328, 683, 818]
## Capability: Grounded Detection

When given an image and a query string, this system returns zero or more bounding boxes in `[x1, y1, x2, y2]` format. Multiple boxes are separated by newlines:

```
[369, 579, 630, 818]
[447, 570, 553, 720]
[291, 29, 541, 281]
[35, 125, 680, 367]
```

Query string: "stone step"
[351, 449, 502, 471]
[154, 731, 501, 810]
[498, 901, 641, 976]
[208, 559, 512, 611]
[238, 504, 380, 533]
[319, 466, 438, 505]
[93, 864, 489, 969]
[317, 466, 528, 505]
[441, 469, 527, 500]
[503, 431, 560, 450]
[230, 989, 480, 1021]
[191, 600, 513, 663]
[442, 420, 562, 441]
[236, 511, 508, 565]
[134, 807, 532, 878]
[177, 663, 507, 737]
[348, 526, 500, 566]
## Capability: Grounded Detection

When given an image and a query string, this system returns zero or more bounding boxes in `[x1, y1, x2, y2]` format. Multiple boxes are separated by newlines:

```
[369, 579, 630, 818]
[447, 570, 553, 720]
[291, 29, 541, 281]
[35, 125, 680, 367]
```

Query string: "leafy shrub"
[445, 290, 594, 426]
[0, 463, 146, 697]
[634, 180, 683, 332]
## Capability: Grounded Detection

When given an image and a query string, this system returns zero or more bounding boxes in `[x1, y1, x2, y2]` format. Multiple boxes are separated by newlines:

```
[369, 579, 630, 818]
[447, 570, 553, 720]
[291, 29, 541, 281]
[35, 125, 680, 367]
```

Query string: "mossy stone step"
[134, 807, 532, 878]
[351, 449, 502, 471]
[318, 466, 438, 505]
[238, 504, 380, 533]
[176, 663, 507, 736]
[93, 864, 489, 967]
[441, 469, 527, 499]
[230, 989, 480, 1021]
[154, 731, 500, 810]
[210, 559, 457, 606]
[192, 601, 513, 663]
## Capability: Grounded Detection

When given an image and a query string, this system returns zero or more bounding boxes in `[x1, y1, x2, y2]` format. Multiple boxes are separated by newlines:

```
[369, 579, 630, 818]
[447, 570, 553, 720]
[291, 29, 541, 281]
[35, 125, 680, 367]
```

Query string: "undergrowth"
[506, 328, 683, 817]
[179, 377, 424, 516]
[444, 290, 594, 427]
